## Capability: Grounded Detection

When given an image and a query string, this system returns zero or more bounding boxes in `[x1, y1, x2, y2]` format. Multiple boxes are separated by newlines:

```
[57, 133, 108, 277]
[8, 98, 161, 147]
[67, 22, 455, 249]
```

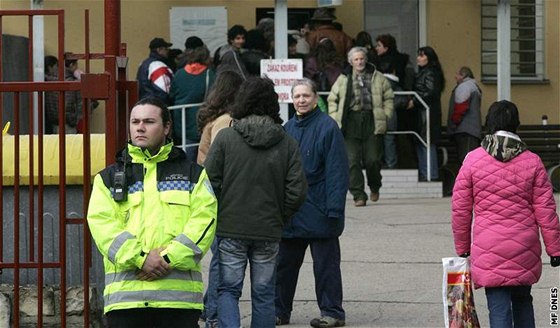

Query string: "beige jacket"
[327, 68, 394, 135]
[198, 113, 233, 165]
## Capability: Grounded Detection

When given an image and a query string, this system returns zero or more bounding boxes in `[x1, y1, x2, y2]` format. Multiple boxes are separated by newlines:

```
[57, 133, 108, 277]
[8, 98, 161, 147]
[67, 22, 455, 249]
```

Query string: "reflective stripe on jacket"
[87, 142, 217, 313]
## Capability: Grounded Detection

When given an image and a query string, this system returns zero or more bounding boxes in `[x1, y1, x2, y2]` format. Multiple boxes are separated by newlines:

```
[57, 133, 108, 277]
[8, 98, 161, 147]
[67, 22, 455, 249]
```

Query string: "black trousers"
[106, 308, 201, 328]
[453, 133, 481, 165]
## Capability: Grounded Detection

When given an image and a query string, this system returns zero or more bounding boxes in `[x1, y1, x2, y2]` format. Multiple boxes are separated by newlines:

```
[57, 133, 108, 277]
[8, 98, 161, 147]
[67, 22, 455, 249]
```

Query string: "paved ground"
[200, 194, 560, 328]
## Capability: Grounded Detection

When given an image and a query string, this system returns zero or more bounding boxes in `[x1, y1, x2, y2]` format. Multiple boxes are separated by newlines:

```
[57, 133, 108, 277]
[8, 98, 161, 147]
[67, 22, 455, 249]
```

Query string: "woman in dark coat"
[374, 34, 410, 89]
[407, 46, 445, 181]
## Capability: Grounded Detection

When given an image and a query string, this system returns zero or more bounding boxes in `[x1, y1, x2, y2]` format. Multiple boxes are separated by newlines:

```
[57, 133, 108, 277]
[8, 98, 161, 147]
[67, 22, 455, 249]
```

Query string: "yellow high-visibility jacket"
[87, 141, 217, 314]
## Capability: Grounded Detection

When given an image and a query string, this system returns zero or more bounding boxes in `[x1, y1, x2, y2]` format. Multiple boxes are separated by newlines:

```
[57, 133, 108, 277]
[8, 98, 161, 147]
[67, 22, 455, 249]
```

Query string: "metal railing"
[170, 91, 433, 180]
[168, 102, 203, 153]
[318, 90, 434, 181]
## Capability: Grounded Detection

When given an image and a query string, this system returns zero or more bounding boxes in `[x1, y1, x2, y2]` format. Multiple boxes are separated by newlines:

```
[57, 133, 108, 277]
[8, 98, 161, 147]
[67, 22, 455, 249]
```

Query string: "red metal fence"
[0, 8, 136, 327]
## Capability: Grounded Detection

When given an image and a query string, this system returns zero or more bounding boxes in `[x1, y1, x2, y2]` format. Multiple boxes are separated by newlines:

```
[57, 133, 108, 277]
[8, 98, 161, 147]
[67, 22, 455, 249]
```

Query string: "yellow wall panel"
[2, 134, 106, 185]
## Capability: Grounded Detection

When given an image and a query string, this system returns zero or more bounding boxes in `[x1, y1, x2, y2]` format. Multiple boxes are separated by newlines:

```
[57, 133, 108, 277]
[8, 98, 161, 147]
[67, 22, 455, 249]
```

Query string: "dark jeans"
[453, 133, 480, 165]
[485, 286, 535, 328]
[275, 237, 345, 321]
[106, 308, 201, 328]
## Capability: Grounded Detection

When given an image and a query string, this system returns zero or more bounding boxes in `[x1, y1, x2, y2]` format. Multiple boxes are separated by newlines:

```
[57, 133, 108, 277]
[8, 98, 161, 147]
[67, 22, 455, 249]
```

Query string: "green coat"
[327, 66, 394, 135]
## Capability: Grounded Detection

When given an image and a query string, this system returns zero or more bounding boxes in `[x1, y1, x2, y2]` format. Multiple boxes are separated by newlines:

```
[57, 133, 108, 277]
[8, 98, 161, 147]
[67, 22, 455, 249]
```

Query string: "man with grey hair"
[447, 66, 482, 164]
[328, 47, 394, 207]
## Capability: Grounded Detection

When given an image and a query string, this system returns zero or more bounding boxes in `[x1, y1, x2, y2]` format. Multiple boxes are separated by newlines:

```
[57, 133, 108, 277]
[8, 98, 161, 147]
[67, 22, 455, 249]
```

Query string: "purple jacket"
[452, 140, 560, 288]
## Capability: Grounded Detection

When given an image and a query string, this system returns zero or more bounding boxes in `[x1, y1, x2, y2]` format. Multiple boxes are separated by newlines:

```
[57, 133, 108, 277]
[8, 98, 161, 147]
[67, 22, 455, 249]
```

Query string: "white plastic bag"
[442, 257, 480, 328]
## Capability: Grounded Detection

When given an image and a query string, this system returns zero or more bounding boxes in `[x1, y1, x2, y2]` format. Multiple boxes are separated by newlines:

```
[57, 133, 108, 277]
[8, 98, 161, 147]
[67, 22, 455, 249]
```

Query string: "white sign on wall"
[260, 59, 303, 103]
[169, 7, 227, 55]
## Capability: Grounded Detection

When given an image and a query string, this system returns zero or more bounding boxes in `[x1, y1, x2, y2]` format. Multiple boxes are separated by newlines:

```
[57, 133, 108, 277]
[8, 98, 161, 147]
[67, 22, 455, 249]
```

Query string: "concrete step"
[380, 169, 443, 199]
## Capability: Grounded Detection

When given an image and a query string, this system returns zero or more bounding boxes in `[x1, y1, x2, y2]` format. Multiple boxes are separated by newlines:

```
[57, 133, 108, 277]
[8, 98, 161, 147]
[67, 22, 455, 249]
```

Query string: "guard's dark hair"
[134, 97, 171, 125]
[485, 100, 520, 134]
[228, 25, 247, 42]
[197, 70, 244, 133]
[230, 77, 282, 124]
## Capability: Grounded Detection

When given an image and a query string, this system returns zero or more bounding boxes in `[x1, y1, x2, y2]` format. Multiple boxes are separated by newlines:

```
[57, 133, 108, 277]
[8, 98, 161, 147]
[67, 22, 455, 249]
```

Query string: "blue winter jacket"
[283, 108, 349, 238]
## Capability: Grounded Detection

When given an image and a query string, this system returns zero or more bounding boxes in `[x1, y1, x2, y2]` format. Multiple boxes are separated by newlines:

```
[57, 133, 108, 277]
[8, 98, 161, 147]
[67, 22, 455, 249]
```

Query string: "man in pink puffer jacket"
[452, 100, 560, 328]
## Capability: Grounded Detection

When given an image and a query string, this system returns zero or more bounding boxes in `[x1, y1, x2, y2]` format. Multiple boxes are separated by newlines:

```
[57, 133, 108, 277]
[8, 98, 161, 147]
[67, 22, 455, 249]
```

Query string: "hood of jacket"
[481, 131, 527, 162]
[233, 114, 285, 149]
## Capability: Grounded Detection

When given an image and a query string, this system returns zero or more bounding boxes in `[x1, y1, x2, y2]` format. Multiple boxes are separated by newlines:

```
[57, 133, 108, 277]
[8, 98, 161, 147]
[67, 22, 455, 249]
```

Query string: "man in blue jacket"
[276, 79, 349, 328]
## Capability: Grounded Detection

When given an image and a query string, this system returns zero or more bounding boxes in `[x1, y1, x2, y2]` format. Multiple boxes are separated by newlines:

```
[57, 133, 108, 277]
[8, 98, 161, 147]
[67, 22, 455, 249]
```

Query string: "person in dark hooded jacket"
[204, 77, 307, 328]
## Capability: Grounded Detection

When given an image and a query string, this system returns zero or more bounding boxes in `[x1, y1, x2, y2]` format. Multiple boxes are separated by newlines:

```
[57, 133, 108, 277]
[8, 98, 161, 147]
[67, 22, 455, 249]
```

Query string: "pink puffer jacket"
[452, 147, 560, 288]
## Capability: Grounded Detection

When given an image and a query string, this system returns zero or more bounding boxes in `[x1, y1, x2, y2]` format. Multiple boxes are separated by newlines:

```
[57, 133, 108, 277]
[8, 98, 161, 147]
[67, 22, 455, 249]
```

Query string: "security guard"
[87, 97, 217, 328]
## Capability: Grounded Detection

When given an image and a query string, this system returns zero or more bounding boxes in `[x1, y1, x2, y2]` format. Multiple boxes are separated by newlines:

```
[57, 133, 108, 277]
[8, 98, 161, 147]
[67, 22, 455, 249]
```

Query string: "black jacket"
[412, 65, 443, 143]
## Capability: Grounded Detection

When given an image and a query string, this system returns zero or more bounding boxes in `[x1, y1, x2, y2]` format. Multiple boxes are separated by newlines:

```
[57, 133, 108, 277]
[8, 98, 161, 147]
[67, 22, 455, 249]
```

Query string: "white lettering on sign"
[261, 59, 303, 103]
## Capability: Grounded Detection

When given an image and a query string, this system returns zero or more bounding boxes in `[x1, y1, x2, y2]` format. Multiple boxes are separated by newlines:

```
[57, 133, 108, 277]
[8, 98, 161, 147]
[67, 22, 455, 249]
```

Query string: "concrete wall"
[428, 0, 560, 125]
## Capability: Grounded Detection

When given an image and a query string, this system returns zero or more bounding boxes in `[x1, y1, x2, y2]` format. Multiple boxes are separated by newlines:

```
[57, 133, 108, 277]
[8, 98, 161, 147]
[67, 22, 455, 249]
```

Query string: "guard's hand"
[137, 247, 170, 280]
[551, 256, 560, 267]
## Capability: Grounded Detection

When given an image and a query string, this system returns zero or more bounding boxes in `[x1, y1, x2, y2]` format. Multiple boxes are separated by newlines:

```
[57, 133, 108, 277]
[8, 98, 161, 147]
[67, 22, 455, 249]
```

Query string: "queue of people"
[83, 6, 560, 328]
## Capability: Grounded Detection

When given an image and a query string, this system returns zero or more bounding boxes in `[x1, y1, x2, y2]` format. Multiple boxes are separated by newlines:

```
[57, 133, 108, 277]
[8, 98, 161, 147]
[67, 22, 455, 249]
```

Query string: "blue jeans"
[275, 238, 345, 322]
[414, 140, 439, 180]
[203, 239, 219, 326]
[217, 237, 279, 328]
[485, 286, 535, 328]
[383, 133, 397, 168]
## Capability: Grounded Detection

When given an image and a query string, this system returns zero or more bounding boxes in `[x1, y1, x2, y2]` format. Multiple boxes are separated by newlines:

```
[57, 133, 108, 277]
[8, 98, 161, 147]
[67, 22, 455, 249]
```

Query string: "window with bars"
[481, 0, 545, 81]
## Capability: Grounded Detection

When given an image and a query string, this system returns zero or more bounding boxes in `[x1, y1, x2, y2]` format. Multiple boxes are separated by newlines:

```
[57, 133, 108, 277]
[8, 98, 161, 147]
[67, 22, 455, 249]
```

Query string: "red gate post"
[104, 0, 122, 164]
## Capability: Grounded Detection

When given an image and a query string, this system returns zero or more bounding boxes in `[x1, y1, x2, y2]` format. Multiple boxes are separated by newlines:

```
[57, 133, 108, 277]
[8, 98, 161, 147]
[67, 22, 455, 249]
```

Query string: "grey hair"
[347, 46, 368, 64]
[458, 66, 474, 79]
[291, 78, 318, 95]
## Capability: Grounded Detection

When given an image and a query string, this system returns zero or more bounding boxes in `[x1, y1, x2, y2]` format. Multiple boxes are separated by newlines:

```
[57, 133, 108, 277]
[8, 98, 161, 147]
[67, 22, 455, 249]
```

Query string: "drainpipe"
[497, 0, 511, 101]
[32, 0, 44, 135]
[104, 0, 121, 164]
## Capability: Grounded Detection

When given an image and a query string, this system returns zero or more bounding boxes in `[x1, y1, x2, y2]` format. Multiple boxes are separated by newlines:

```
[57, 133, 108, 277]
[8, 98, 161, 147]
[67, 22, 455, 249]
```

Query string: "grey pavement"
[201, 194, 560, 328]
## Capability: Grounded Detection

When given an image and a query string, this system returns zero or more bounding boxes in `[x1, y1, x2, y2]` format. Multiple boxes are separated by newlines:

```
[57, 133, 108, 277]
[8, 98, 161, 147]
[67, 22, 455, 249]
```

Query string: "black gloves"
[459, 252, 470, 258]
[551, 256, 560, 267]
